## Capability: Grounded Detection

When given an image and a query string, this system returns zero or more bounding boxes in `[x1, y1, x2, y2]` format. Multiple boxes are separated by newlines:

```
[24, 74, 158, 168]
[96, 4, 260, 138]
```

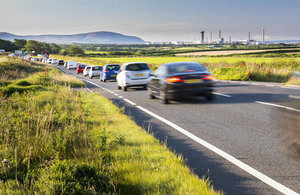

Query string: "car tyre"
[122, 86, 127, 91]
[103, 79, 106, 82]
[117, 84, 121, 90]
[148, 87, 155, 99]
[160, 90, 168, 104]
[206, 94, 214, 101]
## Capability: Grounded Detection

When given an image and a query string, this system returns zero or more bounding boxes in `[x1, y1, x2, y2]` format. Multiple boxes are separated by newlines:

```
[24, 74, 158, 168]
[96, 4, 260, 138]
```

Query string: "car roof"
[163, 62, 203, 67]
[122, 62, 148, 66]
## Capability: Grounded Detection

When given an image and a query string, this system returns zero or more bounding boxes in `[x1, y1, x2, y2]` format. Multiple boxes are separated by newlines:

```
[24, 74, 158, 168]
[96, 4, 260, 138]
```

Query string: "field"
[51, 54, 300, 83]
[0, 57, 219, 194]
[175, 48, 300, 56]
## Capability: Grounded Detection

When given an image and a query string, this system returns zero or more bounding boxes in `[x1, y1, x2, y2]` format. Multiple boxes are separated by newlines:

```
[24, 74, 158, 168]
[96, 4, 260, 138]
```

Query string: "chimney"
[201, 31, 205, 44]
[219, 30, 221, 39]
[262, 29, 265, 43]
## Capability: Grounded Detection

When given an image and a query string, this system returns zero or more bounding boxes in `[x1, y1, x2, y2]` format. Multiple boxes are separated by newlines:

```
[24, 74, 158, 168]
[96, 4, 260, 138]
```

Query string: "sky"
[1, 0, 300, 42]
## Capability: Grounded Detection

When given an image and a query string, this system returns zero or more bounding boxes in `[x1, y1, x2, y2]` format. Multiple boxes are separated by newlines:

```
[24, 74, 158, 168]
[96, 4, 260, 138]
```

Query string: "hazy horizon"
[1, 0, 300, 42]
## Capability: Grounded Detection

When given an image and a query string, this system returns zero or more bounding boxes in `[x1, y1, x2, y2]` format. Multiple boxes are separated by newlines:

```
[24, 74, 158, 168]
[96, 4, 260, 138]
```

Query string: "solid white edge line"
[289, 95, 300, 100]
[255, 101, 300, 112]
[123, 98, 137, 106]
[212, 92, 232, 98]
[135, 105, 298, 195]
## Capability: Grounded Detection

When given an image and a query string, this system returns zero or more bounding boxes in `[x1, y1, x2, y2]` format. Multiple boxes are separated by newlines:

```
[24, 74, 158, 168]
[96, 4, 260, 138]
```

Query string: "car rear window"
[79, 65, 86, 68]
[93, 66, 102, 70]
[168, 64, 206, 74]
[106, 65, 120, 70]
[125, 64, 149, 71]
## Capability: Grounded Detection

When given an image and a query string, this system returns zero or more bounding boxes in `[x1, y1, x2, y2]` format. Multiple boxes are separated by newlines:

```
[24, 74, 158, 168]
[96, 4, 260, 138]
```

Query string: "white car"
[47, 58, 53, 64]
[42, 58, 47, 63]
[51, 59, 58, 64]
[116, 62, 151, 91]
[83, 66, 91, 76]
[89, 66, 103, 79]
[67, 61, 77, 70]
[32, 57, 38, 61]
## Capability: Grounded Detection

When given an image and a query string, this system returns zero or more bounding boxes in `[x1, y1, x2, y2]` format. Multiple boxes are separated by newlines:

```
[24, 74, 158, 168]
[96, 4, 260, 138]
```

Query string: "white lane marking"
[265, 84, 275, 87]
[135, 105, 298, 195]
[255, 101, 300, 112]
[119, 96, 123, 98]
[82, 79, 101, 88]
[289, 95, 300, 100]
[281, 86, 300, 90]
[212, 92, 232, 98]
[123, 98, 137, 106]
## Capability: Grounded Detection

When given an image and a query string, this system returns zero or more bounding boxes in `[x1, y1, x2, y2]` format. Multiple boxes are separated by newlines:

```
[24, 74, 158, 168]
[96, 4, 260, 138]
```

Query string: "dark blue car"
[100, 64, 120, 82]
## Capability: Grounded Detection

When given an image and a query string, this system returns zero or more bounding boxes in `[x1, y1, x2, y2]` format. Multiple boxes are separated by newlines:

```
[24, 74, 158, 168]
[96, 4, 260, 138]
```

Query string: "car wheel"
[206, 94, 214, 101]
[148, 87, 155, 99]
[90, 76, 93, 79]
[117, 84, 121, 90]
[160, 90, 168, 104]
[143, 85, 147, 90]
[122, 86, 127, 91]
[103, 79, 106, 82]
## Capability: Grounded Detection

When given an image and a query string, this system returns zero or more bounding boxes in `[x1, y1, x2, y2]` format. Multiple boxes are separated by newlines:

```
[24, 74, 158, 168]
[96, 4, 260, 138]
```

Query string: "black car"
[147, 62, 215, 104]
[58, 60, 64, 65]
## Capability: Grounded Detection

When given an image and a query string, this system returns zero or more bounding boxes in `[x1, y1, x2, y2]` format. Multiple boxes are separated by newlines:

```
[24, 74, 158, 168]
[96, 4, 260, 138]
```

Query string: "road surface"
[58, 65, 300, 195]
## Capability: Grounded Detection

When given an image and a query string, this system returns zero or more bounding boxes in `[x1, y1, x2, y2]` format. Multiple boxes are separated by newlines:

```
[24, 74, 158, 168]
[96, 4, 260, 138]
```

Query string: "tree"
[39, 42, 51, 54]
[50, 43, 61, 54]
[25, 40, 41, 53]
[14, 39, 27, 49]
[0, 39, 18, 52]
[66, 46, 85, 55]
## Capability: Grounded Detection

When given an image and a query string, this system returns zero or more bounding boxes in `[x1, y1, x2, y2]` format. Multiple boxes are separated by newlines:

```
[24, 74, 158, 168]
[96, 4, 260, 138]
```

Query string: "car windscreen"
[93, 66, 102, 70]
[168, 64, 206, 74]
[79, 65, 85, 68]
[106, 65, 120, 70]
[125, 64, 149, 71]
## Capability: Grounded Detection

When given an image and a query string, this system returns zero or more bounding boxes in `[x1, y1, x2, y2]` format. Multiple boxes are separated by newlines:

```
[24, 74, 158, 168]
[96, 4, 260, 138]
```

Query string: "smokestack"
[210, 32, 212, 43]
[219, 30, 221, 39]
[229, 35, 231, 44]
[248, 32, 250, 42]
[262, 29, 265, 43]
[201, 31, 205, 44]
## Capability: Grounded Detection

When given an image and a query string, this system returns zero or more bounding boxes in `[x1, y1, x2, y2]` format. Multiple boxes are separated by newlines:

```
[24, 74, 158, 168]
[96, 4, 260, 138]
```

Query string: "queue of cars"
[29, 56, 215, 104]
[59, 60, 216, 104]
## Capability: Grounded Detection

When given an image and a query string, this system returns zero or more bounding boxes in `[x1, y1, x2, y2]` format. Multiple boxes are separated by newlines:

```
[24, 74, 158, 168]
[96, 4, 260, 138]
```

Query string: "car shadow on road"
[108, 97, 274, 195]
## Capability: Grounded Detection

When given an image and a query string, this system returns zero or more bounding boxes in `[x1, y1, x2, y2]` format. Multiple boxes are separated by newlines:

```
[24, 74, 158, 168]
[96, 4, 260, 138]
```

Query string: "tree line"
[0, 39, 84, 55]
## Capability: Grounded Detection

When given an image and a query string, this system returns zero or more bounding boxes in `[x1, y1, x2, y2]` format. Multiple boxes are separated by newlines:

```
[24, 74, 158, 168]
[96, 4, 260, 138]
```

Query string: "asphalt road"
[58, 65, 300, 195]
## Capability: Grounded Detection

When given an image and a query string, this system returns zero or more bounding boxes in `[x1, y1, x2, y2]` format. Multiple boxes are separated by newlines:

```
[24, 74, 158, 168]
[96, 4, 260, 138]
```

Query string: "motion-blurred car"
[57, 60, 64, 65]
[89, 66, 103, 79]
[147, 62, 215, 104]
[100, 64, 120, 82]
[116, 62, 151, 91]
[76, 64, 86, 74]
[83, 66, 91, 76]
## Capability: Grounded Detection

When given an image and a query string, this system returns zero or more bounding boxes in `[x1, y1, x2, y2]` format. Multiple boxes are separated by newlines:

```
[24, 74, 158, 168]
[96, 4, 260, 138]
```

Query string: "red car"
[76, 64, 86, 74]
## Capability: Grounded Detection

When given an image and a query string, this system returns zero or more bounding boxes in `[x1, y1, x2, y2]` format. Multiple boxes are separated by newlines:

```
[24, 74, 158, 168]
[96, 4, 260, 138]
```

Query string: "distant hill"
[0, 31, 145, 44]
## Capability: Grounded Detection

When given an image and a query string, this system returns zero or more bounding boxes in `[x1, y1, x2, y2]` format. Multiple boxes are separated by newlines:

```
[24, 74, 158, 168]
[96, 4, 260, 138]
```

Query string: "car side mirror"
[150, 73, 156, 77]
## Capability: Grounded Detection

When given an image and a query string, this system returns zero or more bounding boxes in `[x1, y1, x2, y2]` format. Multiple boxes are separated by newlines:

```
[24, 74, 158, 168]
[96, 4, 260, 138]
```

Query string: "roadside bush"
[212, 67, 250, 81]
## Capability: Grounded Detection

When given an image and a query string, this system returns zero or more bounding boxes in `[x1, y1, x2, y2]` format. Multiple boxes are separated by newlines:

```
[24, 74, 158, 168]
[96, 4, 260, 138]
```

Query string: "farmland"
[51, 54, 300, 83]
